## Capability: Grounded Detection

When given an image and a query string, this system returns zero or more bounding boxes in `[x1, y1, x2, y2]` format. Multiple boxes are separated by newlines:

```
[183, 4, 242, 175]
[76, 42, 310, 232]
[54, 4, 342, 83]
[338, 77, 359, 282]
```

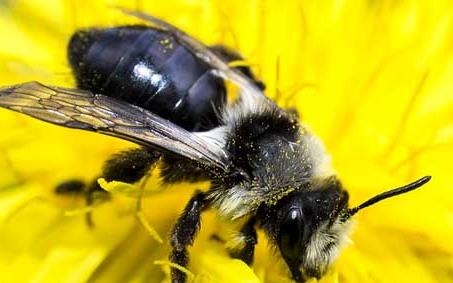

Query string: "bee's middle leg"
[170, 191, 208, 283]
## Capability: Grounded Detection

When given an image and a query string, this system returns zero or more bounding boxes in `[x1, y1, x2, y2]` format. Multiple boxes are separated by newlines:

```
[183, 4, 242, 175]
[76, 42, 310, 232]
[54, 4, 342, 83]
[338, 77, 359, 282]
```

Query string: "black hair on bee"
[0, 8, 431, 283]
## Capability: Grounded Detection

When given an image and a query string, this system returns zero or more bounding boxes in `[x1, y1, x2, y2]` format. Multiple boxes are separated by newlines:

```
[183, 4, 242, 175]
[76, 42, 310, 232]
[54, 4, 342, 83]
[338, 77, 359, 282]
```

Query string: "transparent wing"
[119, 8, 268, 107]
[0, 81, 228, 171]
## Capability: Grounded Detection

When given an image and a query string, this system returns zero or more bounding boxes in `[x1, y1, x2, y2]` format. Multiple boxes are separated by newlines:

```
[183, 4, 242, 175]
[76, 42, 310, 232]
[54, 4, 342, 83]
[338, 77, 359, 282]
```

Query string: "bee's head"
[259, 175, 431, 282]
[259, 177, 350, 281]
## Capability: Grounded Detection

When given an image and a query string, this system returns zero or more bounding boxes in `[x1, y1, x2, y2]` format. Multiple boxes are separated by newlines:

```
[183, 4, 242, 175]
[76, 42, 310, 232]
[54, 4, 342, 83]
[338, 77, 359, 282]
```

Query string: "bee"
[0, 9, 431, 283]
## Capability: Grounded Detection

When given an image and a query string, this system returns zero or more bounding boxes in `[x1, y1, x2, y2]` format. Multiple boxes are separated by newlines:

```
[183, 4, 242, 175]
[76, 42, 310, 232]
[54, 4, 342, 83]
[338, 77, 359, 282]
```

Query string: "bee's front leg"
[170, 191, 208, 283]
[229, 217, 257, 265]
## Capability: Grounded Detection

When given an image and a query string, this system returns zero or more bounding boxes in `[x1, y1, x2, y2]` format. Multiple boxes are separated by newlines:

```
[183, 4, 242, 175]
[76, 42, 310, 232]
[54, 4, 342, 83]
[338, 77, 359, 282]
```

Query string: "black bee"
[0, 9, 431, 283]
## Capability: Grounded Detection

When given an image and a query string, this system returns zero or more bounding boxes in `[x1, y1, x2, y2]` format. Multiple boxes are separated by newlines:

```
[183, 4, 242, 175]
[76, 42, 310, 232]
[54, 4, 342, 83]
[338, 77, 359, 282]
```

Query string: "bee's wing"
[120, 8, 268, 107]
[0, 81, 228, 171]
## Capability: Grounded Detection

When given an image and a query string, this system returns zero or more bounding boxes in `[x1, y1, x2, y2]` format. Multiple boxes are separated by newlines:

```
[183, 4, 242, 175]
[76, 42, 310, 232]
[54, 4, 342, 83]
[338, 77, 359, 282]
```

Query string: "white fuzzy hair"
[303, 218, 354, 274]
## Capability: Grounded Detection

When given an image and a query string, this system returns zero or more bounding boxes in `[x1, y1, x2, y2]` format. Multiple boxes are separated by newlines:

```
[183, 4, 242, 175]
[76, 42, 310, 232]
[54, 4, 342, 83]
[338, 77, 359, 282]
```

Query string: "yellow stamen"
[136, 210, 163, 244]
[97, 178, 140, 196]
[154, 260, 195, 281]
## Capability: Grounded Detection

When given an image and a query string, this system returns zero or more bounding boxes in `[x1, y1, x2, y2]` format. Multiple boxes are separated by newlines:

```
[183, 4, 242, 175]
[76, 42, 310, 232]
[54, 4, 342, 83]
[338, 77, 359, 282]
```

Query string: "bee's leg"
[55, 179, 85, 195]
[160, 156, 209, 183]
[55, 148, 159, 227]
[55, 178, 109, 227]
[86, 147, 161, 227]
[170, 191, 207, 283]
[84, 179, 110, 227]
[229, 217, 257, 265]
[101, 148, 161, 184]
[210, 44, 266, 91]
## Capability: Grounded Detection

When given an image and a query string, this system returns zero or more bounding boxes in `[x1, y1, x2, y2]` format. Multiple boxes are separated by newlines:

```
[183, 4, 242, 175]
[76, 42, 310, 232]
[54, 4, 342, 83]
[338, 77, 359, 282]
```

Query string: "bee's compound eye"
[279, 208, 304, 259]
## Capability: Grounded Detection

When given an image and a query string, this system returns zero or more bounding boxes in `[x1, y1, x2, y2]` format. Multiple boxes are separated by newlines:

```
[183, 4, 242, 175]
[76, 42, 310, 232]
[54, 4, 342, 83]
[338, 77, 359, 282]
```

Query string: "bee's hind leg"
[56, 147, 160, 228]
[101, 147, 161, 185]
[170, 191, 208, 283]
[101, 147, 162, 237]
[83, 180, 110, 228]
[55, 178, 109, 227]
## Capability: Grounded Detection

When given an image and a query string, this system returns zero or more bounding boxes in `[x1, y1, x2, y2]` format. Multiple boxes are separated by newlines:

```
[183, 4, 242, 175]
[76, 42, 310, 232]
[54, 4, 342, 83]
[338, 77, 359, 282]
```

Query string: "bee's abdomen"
[68, 26, 226, 131]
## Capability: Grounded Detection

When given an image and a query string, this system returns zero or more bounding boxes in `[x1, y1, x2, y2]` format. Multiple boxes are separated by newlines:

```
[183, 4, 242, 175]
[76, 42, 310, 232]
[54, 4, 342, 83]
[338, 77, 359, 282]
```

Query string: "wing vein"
[0, 81, 228, 171]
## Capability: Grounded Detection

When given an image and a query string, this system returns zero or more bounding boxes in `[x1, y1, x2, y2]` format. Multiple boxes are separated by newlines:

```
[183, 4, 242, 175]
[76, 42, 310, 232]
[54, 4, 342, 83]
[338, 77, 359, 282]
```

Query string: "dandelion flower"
[0, 1, 452, 283]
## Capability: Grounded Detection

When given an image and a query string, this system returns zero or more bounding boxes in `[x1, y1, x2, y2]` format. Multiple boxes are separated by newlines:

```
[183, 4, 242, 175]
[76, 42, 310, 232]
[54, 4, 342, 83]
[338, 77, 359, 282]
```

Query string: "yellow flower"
[0, 0, 452, 282]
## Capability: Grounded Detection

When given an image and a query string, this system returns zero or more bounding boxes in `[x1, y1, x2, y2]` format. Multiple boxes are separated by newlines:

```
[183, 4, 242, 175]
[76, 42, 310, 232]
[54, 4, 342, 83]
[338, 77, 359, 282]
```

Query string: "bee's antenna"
[345, 176, 431, 219]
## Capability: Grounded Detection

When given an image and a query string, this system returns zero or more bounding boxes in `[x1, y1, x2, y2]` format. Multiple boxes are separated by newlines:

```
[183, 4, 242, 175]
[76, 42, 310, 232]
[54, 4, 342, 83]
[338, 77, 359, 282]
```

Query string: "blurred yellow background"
[0, 0, 452, 282]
